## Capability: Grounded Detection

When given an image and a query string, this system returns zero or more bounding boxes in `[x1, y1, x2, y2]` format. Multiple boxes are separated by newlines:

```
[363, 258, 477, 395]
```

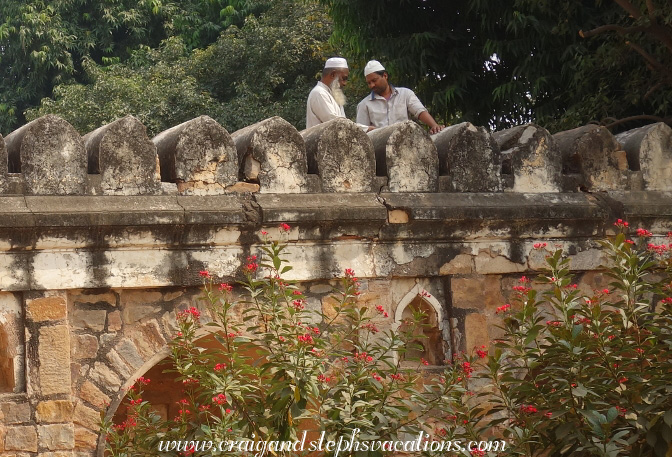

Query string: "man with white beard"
[305, 57, 354, 129]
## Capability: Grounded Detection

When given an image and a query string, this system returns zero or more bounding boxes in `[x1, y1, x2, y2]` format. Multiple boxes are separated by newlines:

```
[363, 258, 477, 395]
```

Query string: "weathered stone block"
[553, 125, 628, 191]
[464, 313, 489, 353]
[368, 121, 438, 192]
[615, 122, 672, 191]
[153, 116, 238, 195]
[4, 426, 37, 452]
[83, 116, 161, 195]
[87, 362, 121, 393]
[232, 117, 307, 193]
[36, 401, 74, 423]
[38, 424, 74, 451]
[26, 297, 66, 322]
[493, 124, 561, 192]
[38, 326, 71, 396]
[474, 251, 527, 274]
[78, 381, 110, 408]
[71, 310, 107, 332]
[433, 122, 502, 192]
[0, 402, 30, 424]
[106, 311, 122, 332]
[301, 118, 375, 192]
[69, 292, 116, 307]
[73, 427, 97, 450]
[4, 115, 86, 195]
[71, 335, 98, 360]
[451, 276, 505, 311]
[72, 403, 100, 431]
[439, 254, 474, 275]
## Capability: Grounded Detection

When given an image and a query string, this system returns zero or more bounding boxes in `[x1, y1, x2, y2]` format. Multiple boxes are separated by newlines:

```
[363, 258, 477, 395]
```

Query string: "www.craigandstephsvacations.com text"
[158, 430, 507, 456]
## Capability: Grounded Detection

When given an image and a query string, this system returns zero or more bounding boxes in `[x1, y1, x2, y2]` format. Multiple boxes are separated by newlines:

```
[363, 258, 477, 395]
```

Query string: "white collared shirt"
[306, 81, 346, 129]
[356, 86, 427, 128]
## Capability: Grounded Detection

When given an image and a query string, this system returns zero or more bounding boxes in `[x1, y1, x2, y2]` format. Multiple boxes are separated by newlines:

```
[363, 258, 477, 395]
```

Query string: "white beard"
[330, 78, 347, 107]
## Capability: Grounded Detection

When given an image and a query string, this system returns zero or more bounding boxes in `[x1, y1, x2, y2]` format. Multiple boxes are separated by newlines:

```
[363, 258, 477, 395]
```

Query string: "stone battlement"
[0, 114, 671, 457]
[2, 115, 671, 195]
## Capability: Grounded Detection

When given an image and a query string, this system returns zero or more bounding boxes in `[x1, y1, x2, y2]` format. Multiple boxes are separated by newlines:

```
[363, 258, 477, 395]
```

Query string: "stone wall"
[0, 114, 671, 457]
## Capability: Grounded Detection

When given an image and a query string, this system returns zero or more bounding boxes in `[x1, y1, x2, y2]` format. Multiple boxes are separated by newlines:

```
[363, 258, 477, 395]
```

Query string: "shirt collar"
[370, 84, 397, 100]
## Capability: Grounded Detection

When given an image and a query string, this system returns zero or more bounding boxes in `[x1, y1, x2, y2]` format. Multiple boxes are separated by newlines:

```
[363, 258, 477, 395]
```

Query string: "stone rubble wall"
[0, 114, 671, 457]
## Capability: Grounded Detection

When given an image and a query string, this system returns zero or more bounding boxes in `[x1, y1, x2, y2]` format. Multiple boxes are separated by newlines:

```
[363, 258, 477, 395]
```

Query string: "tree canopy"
[319, 0, 672, 132]
[26, 0, 333, 136]
[0, 0, 275, 134]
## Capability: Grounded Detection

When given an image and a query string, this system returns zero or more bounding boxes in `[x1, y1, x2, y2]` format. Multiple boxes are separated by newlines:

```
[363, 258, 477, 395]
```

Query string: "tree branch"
[603, 114, 671, 129]
[625, 40, 670, 76]
[644, 81, 665, 99]
[580, 24, 646, 38]
[645, 0, 656, 24]
[613, 0, 642, 18]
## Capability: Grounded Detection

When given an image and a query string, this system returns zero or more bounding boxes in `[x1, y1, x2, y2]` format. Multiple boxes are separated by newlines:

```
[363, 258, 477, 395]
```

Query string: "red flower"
[496, 304, 511, 314]
[219, 283, 233, 292]
[614, 219, 629, 228]
[476, 349, 487, 359]
[520, 404, 538, 414]
[214, 363, 227, 372]
[279, 223, 291, 232]
[199, 270, 210, 278]
[136, 376, 151, 386]
[636, 228, 653, 237]
[533, 242, 547, 249]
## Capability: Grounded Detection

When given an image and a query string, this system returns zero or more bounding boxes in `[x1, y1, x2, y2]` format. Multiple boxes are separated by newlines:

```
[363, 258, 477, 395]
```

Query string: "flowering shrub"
[102, 222, 672, 457]
[479, 224, 672, 456]
[102, 226, 477, 457]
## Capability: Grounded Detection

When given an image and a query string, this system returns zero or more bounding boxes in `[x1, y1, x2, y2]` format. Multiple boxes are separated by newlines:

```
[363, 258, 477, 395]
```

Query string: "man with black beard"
[357, 60, 444, 134]
[305, 57, 352, 129]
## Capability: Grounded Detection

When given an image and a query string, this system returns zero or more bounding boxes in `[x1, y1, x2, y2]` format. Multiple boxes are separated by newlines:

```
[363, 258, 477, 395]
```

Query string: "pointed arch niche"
[392, 284, 447, 366]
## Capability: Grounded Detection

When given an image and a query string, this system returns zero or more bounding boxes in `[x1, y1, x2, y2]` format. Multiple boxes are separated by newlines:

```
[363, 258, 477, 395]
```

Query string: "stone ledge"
[254, 193, 388, 223]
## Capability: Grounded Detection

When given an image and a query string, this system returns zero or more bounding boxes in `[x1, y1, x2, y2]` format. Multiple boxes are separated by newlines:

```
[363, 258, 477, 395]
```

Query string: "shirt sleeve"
[356, 99, 371, 126]
[309, 90, 342, 124]
[405, 89, 427, 119]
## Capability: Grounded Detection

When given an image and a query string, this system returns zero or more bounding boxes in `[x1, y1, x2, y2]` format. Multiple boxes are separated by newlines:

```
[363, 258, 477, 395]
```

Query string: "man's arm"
[356, 100, 374, 131]
[405, 89, 444, 134]
[418, 111, 444, 135]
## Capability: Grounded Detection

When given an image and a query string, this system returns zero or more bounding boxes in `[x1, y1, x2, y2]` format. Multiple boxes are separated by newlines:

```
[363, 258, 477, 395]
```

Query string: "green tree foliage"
[319, 0, 672, 132]
[0, 0, 277, 134]
[28, 0, 333, 136]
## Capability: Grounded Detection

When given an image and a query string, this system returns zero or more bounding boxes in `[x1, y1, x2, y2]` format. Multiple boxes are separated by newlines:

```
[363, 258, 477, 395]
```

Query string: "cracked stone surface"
[432, 122, 502, 192]
[231, 116, 307, 193]
[153, 115, 238, 195]
[301, 118, 375, 192]
[83, 115, 161, 195]
[5, 115, 86, 195]
[368, 121, 438, 192]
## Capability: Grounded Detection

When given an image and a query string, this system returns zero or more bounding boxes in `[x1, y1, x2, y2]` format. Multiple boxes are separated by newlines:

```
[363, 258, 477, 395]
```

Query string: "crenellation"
[231, 117, 308, 193]
[493, 124, 562, 193]
[368, 121, 438, 192]
[4, 116, 86, 196]
[152, 115, 238, 195]
[553, 124, 629, 191]
[433, 122, 502, 192]
[83, 116, 161, 196]
[615, 122, 672, 191]
[301, 118, 376, 192]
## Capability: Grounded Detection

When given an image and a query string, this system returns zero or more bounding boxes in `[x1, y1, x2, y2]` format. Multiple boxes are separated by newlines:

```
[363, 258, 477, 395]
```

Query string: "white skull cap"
[324, 57, 348, 69]
[364, 60, 385, 76]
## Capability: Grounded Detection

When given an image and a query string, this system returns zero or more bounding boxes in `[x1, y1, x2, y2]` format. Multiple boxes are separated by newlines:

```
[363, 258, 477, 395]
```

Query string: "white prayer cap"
[364, 60, 385, 76]
[324, 57, 348, 69]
